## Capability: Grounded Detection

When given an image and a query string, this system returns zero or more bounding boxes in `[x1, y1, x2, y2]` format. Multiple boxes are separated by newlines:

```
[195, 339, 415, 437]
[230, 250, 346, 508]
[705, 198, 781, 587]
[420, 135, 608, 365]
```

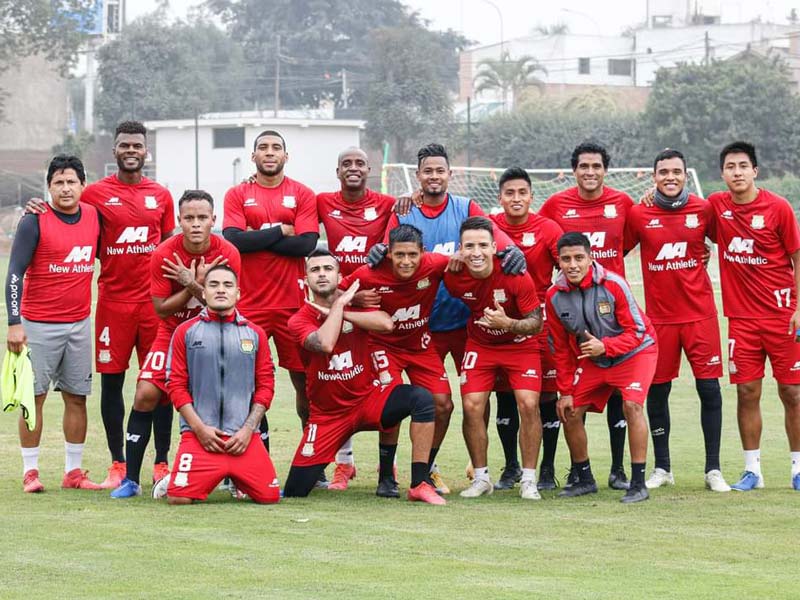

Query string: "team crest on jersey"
[378, 370, 393, 385]
[597, 301, 612, 315]
[98, 350, 111, 364]
[240, 339, 255, 354]
[282, 196, 296, 208]
[417, 277, 431, 290]
[364, 207, 377, 221]
[144, 196, 158, 209]
[751, 215, 765, 230]
[685, 214, 699, 229]
[342, 320, 353, 333]
[603, 205, 617, 219]
[301, 443, 315, 457]
[493, 289, 507, 303]
[522, 232, 536, 247]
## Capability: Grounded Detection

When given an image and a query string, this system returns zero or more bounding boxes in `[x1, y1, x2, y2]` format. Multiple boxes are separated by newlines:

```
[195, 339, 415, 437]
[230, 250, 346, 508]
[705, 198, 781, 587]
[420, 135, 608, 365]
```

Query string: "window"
[652, 15, 672, 28]
[578, 57, 590, 74]
[608, 59, 633, 77]
[213, 127, 245, 149]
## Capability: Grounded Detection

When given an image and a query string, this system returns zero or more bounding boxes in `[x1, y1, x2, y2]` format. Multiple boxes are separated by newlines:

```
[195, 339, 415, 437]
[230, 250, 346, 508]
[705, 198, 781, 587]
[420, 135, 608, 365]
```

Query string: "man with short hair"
[156, 264, 280, 505]
[112, 190, 241, 498]
[283, 250, 444, 505]
[5, 155, 102, 492]
[443, 217, 544, 499]
[547, 232, 657, 503]
[626, 149, 730, 492]
[708, 141, 800, 491]
[539, 142, 634, 490]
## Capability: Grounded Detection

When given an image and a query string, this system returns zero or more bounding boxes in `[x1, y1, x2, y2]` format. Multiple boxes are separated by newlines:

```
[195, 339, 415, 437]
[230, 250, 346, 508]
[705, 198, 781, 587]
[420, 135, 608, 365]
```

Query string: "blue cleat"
[110, 478, 142, 498]
[731, 471, 764, 491]
[793, 473, 800, 491]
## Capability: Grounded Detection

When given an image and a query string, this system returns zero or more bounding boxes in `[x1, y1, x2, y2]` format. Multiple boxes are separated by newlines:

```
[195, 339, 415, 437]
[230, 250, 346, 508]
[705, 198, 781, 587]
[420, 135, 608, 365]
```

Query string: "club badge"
[522, 232, 535, 247]
[301, 443, 315, 457]
[342, 320, 353, 333]
[364, 207, 377, 221]
[144, 196, 158, 209]
[240, 339, 255, 353]
[603, 204, 617, 219]
[98, 350, 111, 364]
[685, 214, 699, 228]
[417, 277, 430, 290]
[282, 195, 296, 208]
[493, 289, 507, 303]
[751, 215, 765, 230]
[597, 301, 612, 315]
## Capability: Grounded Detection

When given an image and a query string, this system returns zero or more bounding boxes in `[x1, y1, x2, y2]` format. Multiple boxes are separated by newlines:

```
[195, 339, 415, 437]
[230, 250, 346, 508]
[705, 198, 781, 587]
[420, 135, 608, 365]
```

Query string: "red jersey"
[625, 195, 716, 324]
[539, 186, 633, 276]
[223, 177, 318, 311]
[317, 189, 396, 275]
[22, 204, 99, 322]
[443, 258, 540, 347]
[490, 212, 561, 300]
[82, 175, 175, 303]
[149, 233, 241, 334]
[289, 304, 378, 416]
[708, 189, 800, 319]
[340, 253, 450, 351]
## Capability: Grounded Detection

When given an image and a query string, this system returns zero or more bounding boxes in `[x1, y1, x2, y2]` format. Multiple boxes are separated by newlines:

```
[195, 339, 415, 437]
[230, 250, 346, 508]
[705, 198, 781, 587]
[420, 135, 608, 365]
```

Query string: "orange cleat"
[152, 462, 170, 485]
[61, 468, 103, 490]
[328, 462, 357, 491]
[407, 481, 447, 505]
[23, 469, 44, 493]
[100, 461, 127, 489]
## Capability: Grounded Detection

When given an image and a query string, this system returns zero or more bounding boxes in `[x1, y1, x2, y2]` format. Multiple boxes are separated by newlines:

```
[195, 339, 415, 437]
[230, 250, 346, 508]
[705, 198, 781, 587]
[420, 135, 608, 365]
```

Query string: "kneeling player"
[443, 217, 544, 499]
[283, 250, 444, 505]
[158, 265, 279, 504]
[547, 232, 657, 503]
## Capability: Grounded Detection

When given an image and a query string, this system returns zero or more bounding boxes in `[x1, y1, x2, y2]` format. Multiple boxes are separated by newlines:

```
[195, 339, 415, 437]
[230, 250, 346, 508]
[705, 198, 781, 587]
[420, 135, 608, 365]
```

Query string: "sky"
[128, 0, 800, 46]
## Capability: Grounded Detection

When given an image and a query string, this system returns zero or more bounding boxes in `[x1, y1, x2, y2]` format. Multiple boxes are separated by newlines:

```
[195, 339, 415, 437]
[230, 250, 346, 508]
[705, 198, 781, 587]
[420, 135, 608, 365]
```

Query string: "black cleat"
[563, 466, 579, 490]
[621, 483, 649, 504]
[558, 479, 598, 498]
[537, 465, 559, 490]
[314, 471, 329, 489]
[493, 463, 522, 490]
[376, 477, 400, 498]
[608, 467, 630, 490]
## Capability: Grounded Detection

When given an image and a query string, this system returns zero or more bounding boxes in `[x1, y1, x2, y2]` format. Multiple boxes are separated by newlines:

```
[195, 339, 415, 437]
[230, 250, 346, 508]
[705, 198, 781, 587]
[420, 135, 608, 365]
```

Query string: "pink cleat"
[61, 469, 104, 490]
[100, 461, 127, 489]
[23, 469, 45, 493]
[407, 481, 447, 505]
[328, 462, 357, 491]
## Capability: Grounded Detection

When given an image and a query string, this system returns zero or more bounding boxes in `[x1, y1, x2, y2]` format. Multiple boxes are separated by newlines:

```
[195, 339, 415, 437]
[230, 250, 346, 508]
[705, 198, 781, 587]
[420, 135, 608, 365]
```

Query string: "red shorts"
[539, 323, 558, 394]
[370, 344, 451, 395]
[291, 382, 397, 467]
[95, 299, 159, 373]
[727, 317, 800, 384]
[653, 317, 723, 383]
[137, 331, 171, 395]
[247, 308, 304, 372]
[572, 346, 658, 412]
[167, 431, 280, 503]
[460, 340, 541, 395]
[431, 327, 467, 374]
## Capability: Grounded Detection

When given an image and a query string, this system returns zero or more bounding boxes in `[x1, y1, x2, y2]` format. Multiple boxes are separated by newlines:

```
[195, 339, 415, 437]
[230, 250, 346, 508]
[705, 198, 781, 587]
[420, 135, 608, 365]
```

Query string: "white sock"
[335, 437, 354, 465]
[474, 466, 489, 482]
[744, 449, 761, 475]
[21, 447, 40, 475]
[791, 451, 800, 476]
[65, 442, 84, 473]
[521, 468, 537, 483]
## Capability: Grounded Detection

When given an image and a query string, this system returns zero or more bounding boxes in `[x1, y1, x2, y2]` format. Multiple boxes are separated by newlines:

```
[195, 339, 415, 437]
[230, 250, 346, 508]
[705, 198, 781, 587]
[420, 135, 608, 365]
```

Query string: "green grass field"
[1, 265, 798, 599]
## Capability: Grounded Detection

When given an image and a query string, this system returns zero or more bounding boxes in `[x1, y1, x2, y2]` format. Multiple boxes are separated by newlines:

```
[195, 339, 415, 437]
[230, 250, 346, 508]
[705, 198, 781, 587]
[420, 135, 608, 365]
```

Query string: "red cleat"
[23, 469, 44, 493]
[328, 462, 357, 491]
[407, 481, 447, 505]
[100, 461, 127, 489]
[61, 469, 103, 490]
[152, 462, 170, 485]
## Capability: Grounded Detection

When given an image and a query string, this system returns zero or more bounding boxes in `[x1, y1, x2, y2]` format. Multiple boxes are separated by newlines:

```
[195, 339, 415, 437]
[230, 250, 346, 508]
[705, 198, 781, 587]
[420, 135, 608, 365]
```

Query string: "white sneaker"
[704, 469, 731, 492]
[151, 474, 170, 499]
[460, 477, 493, 498]
[645, 468, 675, 489]
[520, 479, 541, 500]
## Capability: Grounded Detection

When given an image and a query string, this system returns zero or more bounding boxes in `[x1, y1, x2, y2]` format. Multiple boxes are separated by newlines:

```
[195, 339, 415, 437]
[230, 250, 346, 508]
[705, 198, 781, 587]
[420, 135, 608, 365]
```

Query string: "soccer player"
[707, 142, 800, 491]
[626, 149, 730, 492]
[155, 265, 280, 505]
[490, 167, 563, 491]
[443, 217, 544, 499]
[283, 250, 445, 505]
[547, 232, 656, 503]
[5, 155, 102, 492]
[24, 121, 176, 489]
[341, 224, 455, 497]
[111, 190, 241, 498]
[222, 130, 319, 452]
[539, 142, 634, 490]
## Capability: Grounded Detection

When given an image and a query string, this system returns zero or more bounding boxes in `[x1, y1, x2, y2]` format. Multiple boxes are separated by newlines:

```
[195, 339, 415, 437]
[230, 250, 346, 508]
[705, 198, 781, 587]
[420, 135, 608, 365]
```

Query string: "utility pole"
[274, 34, 281, 117]
[342, 69, 349, 109]
[704, 30, 710, 65]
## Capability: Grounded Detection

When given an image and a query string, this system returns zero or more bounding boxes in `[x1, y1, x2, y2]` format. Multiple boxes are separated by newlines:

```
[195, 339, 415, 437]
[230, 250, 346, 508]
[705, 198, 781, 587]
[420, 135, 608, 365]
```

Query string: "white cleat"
[704, 469, 732, 492]
[152, 474, 170, 499]
[460, 477, 494, 498]
[520, 480, 541, 500]
[645, 468, 675, 489]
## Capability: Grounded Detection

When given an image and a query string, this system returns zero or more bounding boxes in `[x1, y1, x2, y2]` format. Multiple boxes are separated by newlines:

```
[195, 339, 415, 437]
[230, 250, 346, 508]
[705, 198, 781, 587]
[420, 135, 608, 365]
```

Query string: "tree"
[535, 23, 569, 35]
[473, 52, 547, 111]
[95, 15, 248, 130]
[641, 53, 800, 178]
[364, 27, 458, 162]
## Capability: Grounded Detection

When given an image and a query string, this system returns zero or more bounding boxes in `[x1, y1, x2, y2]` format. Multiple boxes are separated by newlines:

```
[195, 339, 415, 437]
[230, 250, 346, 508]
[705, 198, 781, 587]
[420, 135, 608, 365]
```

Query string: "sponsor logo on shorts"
[544, 368, 557, 379]
[282, 195, 296, 208]
[98, 349, 112, 364]
[364, 207, 377, 221]
[685, 214, 699, 228]
[603, 204, 617, 219]
[522, 232, 535, 247]
[240, 339, 255, 353]
[791, 361, 800, 371]
[301, 442, 315, 457]
[708, 355, 721, 365]
[144, 196, 158, 209]
[522, 368, 539, 378]
[625, 381, 642, 391]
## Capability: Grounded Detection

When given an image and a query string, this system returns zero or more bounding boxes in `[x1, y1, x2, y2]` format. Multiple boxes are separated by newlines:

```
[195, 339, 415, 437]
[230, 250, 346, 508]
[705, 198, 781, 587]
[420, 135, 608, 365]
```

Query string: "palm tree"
[473, 51, 548, 111]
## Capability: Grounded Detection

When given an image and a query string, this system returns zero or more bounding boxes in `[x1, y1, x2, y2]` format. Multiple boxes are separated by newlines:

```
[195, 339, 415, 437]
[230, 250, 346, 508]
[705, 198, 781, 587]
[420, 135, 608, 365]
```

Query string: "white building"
[144, 111, 365, 216]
